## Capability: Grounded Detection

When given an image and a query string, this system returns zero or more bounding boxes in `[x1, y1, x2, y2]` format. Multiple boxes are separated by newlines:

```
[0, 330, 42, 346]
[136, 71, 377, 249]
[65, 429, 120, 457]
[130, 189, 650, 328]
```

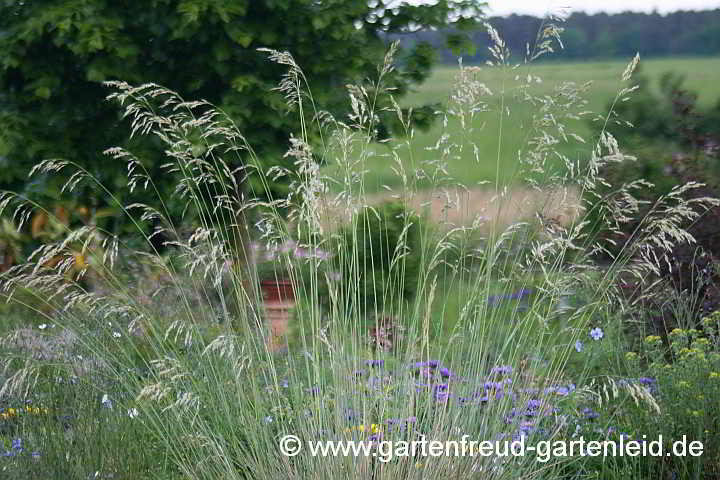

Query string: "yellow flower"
[7, 408, 16, 416]
[710, 372, 720, 379]
[0, 413, 8, 420]
[670, 328, 685, 336]
[344, 424, 381, 434]
[678, 347, 692, 357]
[644, 335, 662, 344]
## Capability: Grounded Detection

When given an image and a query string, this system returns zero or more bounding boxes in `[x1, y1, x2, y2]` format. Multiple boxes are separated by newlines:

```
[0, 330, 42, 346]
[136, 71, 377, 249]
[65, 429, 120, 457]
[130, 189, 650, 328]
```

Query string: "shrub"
[618, 312, 720, 478]
[335, 201, 426, 314]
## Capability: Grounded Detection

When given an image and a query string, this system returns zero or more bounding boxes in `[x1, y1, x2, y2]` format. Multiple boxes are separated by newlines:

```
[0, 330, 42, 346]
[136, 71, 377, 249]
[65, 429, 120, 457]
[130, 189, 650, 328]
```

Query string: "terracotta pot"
[260, 279, 295, 303]
[260, 279, 295, 352]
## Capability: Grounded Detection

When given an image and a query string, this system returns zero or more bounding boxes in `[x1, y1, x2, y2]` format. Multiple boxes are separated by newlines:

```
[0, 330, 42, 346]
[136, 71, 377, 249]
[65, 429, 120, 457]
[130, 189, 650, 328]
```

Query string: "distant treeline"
[391, 9, 720, 63]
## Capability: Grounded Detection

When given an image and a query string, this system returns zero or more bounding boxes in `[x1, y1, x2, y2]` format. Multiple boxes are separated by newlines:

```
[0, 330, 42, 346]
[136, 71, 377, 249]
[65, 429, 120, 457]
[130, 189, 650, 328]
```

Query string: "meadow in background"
[0, 16, 719, 480]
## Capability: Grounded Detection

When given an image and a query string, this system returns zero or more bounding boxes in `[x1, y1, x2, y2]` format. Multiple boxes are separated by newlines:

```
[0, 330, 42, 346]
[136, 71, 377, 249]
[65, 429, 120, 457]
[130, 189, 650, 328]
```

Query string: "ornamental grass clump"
[0, 17, 718, 480]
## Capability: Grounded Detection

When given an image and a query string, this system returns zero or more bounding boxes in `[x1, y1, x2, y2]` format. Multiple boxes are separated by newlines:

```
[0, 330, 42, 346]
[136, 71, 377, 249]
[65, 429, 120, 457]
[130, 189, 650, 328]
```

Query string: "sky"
[483, 0, 720, 17]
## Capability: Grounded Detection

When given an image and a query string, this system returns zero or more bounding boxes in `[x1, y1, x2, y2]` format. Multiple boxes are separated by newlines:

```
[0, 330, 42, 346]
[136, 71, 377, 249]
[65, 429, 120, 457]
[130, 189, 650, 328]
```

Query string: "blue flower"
[411, 360, 440, 369]
[490, 365, 513, 375]
[582, 408, 599, 420]
[555, 386, 570, 396]
[509, 289, 533, 300]
[575, 340, 584, 352]
[589, 327, 604, 341]
[435, 390, 451, 402]
[488, 289, 533, 307]
[11, 438, 22, 452]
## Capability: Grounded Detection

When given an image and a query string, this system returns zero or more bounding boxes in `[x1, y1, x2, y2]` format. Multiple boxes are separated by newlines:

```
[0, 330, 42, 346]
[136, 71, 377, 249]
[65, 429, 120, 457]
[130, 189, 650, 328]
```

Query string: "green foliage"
[0, 0, 484, 231]
[620, 315, 720, 478]
[608, 67, 720, 149]
[396, 10, 720, 64]
[337, 201, 426, 313]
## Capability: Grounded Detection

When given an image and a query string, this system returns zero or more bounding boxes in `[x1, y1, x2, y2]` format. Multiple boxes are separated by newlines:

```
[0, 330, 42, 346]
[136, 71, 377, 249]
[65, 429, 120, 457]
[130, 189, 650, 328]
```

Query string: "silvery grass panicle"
[1, 15, 718, 480]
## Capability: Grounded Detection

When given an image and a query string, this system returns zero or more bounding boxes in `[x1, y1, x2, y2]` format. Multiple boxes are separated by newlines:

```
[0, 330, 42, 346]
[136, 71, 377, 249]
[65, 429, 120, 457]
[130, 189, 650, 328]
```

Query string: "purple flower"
[582, 408, 599, 420]
[575, 340, 584, 352]
[434, 390, 451, 402]
[11, 438, 22, 452]
[527, 399, 542, 410]
[368, 433, 383, 443]
[638, 377, 658, 394]
[488, 289, 533, 307]
[411, 360, 440, 369]
[509, 289, 533, 300]
[417, 368, 433, 378]
[31, 451, 40, 459]
[439, 367, 453, 378]
[589, 327, 604, 341]
[490, 365, 513, 375]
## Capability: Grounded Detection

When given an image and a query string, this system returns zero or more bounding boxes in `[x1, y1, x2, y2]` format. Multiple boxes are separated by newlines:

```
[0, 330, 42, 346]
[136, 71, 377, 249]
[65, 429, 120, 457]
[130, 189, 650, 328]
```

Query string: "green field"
[324, 56, 720, 193]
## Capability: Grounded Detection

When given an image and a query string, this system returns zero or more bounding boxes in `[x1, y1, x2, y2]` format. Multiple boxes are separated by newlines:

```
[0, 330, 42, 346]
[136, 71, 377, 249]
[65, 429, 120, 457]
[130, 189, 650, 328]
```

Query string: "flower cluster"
[0, 405, 50, 421]
[1, 438, 40, 459]
[270, 358, 594, 447]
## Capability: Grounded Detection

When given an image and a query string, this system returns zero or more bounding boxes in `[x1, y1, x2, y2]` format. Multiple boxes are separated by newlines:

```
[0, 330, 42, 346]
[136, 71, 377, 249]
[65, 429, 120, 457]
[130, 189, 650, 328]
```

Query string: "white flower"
[127, 408, 139, 419]
[38, 324, 47, 330]
[113, 331, 122, 338]
[101, 394, 113, 409]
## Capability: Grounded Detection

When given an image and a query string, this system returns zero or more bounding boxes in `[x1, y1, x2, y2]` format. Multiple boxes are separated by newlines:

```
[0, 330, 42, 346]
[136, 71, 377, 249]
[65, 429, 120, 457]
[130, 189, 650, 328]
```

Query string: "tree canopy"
[0, 0, 484, 232]
[394, 9, 720, 64]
